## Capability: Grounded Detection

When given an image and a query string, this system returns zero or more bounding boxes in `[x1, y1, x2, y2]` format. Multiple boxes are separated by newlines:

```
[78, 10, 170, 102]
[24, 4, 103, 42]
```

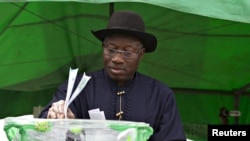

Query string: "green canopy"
[1, 1, 250, 140]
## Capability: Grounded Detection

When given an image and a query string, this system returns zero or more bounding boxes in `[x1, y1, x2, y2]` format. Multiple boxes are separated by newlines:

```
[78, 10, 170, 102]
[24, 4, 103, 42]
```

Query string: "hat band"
[107, 26, 144, 32]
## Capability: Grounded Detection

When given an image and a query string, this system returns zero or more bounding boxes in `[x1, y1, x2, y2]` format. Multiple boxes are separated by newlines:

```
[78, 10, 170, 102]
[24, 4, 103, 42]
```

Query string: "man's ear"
[139, 48, 145, 60]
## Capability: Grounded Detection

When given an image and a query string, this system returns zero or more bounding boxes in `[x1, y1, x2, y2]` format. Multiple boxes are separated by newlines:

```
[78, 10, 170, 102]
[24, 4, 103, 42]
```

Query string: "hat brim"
[91, 29, 157, 53]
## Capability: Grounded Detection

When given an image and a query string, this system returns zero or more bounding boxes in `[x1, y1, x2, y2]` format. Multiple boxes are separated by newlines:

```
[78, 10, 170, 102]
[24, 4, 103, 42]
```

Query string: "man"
[39, 10, 186, 141]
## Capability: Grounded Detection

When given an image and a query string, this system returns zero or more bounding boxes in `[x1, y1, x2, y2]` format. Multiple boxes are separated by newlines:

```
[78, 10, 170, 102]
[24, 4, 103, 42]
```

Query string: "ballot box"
[3, 117, 153, 141]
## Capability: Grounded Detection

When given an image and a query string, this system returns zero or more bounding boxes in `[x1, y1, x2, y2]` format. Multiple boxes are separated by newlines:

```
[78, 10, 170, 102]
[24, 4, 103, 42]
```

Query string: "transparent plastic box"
[4, 117, 153, 141]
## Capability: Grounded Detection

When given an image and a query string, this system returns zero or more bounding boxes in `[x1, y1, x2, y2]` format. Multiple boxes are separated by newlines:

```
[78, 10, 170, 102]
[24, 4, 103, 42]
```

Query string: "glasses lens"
[105, 48, 116, 55]
[123, 51, 134, 58]
[103, 47, 141, 59]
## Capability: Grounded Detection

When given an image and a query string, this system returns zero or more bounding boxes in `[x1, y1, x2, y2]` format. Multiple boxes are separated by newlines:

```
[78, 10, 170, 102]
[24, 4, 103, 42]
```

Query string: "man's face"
[102, 34, 145, 85]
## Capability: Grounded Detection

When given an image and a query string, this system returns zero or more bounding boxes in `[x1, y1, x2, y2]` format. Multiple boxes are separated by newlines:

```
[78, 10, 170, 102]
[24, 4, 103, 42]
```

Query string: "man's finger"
[47, 108, 57, 119]
[47, 100, 67, 119]
[67, 109, 75, 119]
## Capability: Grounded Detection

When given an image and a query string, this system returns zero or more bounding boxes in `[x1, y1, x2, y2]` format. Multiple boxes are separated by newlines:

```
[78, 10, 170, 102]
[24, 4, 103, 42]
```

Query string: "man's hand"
[47, 100, 75, 119]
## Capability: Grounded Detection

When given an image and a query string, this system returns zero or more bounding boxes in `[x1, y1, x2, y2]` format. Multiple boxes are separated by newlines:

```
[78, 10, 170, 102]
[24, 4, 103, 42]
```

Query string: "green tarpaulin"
[1, 1, 250, 140]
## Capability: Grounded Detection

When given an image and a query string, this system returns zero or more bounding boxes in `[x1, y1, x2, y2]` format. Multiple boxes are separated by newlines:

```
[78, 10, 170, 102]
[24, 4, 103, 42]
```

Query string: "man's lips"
[109, 67, 125, 74]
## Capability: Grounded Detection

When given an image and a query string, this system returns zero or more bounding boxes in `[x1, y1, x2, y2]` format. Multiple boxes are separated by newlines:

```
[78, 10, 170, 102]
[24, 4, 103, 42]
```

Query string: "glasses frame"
[102, 44, 143, 59]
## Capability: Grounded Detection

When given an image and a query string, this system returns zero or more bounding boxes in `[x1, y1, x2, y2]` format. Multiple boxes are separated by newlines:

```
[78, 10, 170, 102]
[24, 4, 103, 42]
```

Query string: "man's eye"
[124, 51, 133, 57]
[108, 49, 116, 53]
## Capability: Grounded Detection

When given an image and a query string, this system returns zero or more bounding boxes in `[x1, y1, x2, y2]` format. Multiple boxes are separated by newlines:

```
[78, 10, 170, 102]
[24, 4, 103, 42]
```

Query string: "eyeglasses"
[103, 47, 142, 59]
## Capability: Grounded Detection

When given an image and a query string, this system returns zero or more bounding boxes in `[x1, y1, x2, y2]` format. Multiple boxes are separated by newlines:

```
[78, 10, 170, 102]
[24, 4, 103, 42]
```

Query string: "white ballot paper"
[64, 68, 91, 118]
[88, 108, 106, 120]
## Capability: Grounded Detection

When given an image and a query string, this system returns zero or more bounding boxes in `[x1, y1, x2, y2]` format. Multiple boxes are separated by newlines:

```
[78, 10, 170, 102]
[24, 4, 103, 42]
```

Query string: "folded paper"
[64, 68, 91, 118]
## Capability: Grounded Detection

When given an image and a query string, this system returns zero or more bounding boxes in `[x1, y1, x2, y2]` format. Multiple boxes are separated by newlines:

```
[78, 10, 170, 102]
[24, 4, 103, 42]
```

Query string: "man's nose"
[111, 51, 124, 62]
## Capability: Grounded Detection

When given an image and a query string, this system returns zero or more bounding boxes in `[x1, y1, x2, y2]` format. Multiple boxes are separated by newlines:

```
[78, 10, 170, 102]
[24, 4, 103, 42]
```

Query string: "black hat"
[91, 10, 157, 52]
